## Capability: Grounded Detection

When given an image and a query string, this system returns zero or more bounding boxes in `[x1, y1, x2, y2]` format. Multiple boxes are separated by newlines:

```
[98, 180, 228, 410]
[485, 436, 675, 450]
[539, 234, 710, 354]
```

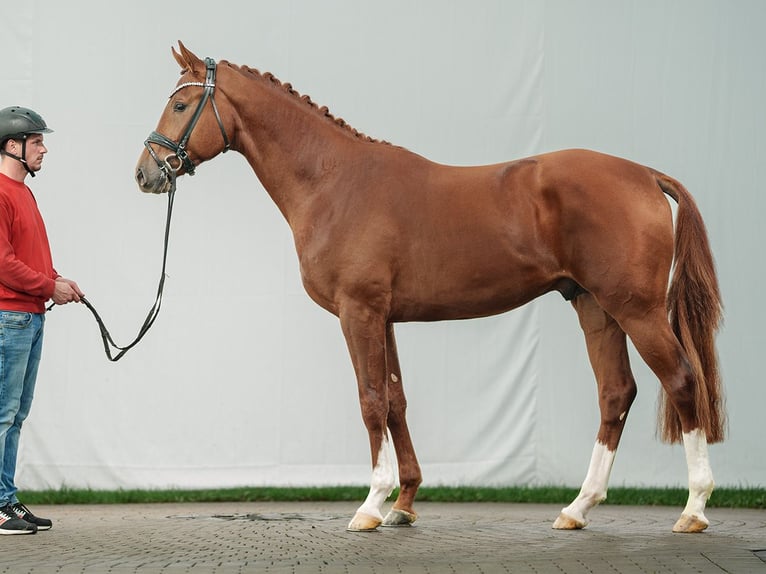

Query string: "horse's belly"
[389, 269, 552, 322]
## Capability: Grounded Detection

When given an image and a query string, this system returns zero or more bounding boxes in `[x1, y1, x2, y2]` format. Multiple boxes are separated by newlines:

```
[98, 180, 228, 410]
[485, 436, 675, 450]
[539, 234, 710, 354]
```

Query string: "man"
[0, 106, 82, 534]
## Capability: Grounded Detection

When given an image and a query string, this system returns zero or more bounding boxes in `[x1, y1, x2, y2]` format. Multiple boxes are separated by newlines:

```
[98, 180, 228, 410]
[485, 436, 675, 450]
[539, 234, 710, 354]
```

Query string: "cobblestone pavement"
[1, 502, 764, 573]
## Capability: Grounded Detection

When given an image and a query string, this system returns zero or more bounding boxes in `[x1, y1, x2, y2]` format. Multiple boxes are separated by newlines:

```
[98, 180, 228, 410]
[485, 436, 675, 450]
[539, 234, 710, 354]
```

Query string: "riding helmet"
[0, 106, 53, 145]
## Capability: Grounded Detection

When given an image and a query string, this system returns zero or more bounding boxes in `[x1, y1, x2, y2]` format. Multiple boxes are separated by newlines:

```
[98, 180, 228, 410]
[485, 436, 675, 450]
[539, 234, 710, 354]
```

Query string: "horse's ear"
[172, 41, 205, 78]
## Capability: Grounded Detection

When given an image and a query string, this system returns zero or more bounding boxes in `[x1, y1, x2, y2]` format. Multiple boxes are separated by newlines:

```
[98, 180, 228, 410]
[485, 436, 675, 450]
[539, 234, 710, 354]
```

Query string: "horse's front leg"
[340, 302, 397, 532]
[382, 323, 421, 527]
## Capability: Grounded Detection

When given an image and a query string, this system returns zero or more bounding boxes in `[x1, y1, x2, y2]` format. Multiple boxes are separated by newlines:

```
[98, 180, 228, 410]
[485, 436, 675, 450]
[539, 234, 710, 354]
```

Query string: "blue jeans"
[0, 311, 44, 507]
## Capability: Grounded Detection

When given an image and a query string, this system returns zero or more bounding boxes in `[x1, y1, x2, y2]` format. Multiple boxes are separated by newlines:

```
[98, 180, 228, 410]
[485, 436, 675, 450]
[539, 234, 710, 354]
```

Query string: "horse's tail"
[653, 171, 726, 444]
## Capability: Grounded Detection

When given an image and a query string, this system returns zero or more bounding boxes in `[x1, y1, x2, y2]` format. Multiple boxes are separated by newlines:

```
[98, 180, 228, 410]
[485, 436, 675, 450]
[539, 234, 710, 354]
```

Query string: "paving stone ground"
[1, 502, 764, 573]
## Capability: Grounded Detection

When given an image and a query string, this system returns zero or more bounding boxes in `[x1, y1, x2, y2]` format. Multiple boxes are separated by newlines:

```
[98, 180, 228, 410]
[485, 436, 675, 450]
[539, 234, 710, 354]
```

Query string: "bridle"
[144, 57, 230, 180]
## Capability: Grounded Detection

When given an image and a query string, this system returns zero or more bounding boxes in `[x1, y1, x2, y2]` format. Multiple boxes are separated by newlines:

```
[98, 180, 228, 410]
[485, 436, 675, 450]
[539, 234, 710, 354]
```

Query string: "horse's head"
[135, 42, 232, 194]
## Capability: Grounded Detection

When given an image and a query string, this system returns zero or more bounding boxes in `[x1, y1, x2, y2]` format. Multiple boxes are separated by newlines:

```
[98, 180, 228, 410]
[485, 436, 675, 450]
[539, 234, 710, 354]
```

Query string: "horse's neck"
[230, 77, 361, 225]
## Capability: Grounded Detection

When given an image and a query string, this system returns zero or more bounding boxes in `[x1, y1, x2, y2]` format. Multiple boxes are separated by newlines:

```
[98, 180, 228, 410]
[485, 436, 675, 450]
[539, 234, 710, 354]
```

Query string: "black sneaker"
[0, 504, 37, 535]
[11, 502, 51, 531]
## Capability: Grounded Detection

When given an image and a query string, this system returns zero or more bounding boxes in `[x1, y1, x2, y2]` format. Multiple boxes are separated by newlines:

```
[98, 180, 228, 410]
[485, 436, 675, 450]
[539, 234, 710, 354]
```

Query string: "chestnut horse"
[135, 43, 725, 533]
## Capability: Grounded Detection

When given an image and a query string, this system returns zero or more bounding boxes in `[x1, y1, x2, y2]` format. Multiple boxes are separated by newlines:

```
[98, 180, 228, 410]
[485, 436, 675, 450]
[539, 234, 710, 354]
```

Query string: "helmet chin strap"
[0, 137, 36, 177]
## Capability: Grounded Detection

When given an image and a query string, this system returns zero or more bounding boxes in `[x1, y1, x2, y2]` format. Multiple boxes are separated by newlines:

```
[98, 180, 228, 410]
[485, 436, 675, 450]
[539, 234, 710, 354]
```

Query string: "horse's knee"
[357, 387, 389, 429]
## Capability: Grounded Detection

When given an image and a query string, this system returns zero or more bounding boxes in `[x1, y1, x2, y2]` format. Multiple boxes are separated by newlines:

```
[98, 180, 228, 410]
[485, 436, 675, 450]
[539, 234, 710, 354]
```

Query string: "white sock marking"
[561, 442, 616, 525]
[681, 429, 714, 520]
[354, 434, 396, 521]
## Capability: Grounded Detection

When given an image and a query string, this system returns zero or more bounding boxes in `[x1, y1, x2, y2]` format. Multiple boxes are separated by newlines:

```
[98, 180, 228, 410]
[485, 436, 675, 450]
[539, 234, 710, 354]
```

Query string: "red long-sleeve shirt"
[0, 173, 57, 313]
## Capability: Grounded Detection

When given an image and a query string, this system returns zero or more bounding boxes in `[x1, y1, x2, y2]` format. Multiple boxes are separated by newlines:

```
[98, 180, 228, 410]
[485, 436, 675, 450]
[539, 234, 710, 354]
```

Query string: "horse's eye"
[173, 101, 187, 112]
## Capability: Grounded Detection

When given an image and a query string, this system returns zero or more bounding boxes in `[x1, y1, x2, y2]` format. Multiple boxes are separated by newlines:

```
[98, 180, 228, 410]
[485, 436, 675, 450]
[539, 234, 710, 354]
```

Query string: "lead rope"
[47, 174, 177, 361]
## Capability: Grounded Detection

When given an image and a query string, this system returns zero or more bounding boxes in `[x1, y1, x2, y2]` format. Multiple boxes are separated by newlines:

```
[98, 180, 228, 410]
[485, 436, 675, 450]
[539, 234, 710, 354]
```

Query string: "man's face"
[7, 134, 47, 172]
[22, 134, 47, 172]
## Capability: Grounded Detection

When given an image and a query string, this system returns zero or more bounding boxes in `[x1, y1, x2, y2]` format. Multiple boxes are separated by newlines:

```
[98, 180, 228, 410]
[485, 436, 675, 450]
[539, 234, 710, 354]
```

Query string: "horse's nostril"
[135, 167, 146, 186]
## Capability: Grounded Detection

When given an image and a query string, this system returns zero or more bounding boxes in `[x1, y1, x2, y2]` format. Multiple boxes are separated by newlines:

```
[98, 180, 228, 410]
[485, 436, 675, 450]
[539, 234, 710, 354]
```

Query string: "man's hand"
[52, 277, 84, 305]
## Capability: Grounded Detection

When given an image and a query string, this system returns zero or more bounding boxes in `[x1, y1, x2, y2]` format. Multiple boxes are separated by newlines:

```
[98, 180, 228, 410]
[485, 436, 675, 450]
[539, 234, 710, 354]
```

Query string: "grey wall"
[2, 0, 763, 491]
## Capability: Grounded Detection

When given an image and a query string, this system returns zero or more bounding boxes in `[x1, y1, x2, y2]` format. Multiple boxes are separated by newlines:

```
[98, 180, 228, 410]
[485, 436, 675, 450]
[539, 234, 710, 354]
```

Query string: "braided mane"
[221, 60, 389, 145]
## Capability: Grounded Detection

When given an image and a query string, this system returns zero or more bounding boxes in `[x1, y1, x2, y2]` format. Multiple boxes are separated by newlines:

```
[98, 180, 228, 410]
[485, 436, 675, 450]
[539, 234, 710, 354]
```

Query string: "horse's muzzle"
[135, 164, 171, 194]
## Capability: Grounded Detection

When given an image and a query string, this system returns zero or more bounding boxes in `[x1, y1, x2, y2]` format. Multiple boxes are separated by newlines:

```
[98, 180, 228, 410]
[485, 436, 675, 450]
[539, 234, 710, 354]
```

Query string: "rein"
[49, 57, 228, 361]
[48, 174, 177, 362]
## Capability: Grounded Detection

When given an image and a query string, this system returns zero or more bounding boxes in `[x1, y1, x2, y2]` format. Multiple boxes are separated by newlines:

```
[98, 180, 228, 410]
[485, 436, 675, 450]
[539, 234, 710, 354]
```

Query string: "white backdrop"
[2, 0, 763, 491]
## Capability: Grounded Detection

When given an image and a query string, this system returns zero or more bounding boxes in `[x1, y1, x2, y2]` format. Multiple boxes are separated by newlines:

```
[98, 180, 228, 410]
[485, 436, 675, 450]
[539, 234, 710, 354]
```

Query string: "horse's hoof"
[382, 508, 417, 527]
[672, 514, 709, 533]
[552, 512, 586, 530]
[347, 512, 382, 532]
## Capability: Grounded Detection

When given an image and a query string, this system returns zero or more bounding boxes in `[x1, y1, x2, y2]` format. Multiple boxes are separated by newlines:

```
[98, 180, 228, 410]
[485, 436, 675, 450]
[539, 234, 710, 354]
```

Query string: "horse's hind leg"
[621, 310, 715, 533]
[554, 293, 637, 530]
[381, 323, 421, 526]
